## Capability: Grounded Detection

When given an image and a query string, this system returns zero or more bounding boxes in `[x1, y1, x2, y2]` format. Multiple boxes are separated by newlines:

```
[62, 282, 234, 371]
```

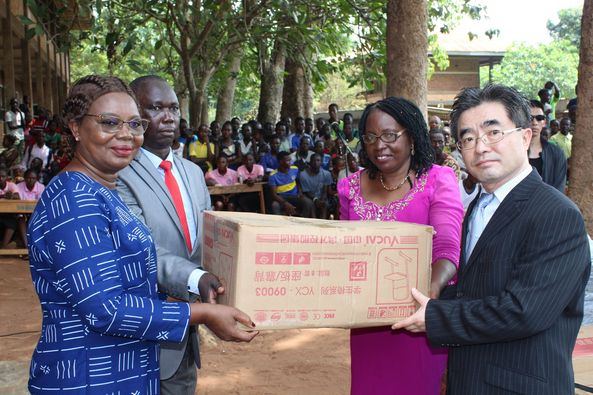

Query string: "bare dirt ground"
[0, 258, 350, 395]
[3, 257, 591, 395]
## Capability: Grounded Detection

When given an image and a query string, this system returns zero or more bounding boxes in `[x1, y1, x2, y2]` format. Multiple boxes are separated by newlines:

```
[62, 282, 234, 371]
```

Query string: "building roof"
[430, 28, 507, 61]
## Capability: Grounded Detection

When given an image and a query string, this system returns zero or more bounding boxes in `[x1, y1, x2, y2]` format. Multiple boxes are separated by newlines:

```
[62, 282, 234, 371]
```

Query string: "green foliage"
[21, 0, 94, 52]
[547, 7, 582, 49]
[483, 41, 579, 99]
[481, 7, 581, 99]
[70, 6, 176, 85]
[341, 0, 487, 97]
[63, 0, 492, 117]
[314, 70, 368, 112]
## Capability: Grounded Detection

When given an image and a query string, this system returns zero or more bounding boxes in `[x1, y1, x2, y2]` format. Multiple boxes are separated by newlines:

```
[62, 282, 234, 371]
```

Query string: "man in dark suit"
[394, 84, 590, 394]
[117, 76, 257, 395]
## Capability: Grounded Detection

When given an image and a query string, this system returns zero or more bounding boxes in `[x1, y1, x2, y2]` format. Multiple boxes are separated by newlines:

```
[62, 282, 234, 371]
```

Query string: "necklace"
[379, 171, 410, 192]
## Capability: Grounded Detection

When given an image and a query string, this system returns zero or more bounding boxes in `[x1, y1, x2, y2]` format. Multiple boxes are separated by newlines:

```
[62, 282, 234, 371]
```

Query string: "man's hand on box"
[198, 272, 225, 304]
[197, 303, 259, 342]
[391, 288, 429, 333]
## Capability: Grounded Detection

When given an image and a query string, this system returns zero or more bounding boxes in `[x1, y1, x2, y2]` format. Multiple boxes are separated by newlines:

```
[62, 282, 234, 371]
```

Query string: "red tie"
[159, 160, 192, 252]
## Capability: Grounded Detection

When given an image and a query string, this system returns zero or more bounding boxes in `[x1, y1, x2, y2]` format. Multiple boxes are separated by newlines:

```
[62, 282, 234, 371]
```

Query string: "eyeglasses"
[84, 114, 148, 135]
[531, 114, 546, 122]
[457, 127, 523, 150]
[362, 129, 406, 144]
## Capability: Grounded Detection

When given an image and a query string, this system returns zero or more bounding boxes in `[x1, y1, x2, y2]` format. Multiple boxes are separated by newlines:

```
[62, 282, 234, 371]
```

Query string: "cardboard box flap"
[207, 211, 434, 234]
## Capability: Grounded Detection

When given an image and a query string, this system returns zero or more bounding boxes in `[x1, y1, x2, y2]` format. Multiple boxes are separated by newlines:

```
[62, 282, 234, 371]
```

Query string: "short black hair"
[529, 99, 544, 111]
[277, 151, 290, 161]
[129, 75, 168, 92]
[24, 168, 38, 178]
[358, 96, 433, 178]
[537, 88, 550, 97]
[309, 153, 321, 163]
[450, 84, 531, 140]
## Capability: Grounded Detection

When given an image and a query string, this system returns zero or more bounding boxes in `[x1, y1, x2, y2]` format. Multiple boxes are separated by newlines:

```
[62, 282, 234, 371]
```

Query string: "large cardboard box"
[202, 211, 433, 329]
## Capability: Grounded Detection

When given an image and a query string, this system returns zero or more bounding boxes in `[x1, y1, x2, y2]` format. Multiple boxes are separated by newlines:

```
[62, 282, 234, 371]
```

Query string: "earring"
[74, 136, 80, 141]
[410, 144, 415, 156]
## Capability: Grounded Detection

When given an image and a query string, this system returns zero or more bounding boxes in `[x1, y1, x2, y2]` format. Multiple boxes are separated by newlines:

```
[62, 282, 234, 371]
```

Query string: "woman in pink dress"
[338, 97, 463, 395]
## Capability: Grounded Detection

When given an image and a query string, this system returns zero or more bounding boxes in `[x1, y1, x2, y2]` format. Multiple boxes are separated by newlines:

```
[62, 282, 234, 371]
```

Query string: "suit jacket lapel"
[132, 150, 186, 241]
[459, 197, 477, 271]
[462, 170, 540, 273]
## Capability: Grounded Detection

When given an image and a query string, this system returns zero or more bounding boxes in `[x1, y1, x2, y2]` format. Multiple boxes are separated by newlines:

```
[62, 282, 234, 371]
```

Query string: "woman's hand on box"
[192, 303, 259, 342]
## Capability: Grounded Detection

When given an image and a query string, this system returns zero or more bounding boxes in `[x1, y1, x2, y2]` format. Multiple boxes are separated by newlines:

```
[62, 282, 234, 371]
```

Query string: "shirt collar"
[487, 165, 532, 204]
[141, 147, 174, 170]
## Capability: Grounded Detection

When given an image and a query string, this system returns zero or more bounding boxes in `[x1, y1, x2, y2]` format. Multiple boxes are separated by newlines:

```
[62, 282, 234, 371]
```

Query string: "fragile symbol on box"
[255, 252, 274, 265]
[349, 261, 368, 281]
[274, 252, 292, 265]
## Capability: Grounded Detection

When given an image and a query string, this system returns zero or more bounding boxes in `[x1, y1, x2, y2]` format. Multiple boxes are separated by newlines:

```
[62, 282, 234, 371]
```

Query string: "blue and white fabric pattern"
[27, 171, 191, 394]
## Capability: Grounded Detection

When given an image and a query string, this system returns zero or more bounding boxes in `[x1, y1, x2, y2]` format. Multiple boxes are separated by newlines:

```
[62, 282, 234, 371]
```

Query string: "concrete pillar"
[35, 37, 45, 110]
[21, 2, 33, 113]
[44, 41, 53, 113]
[3, 1, 16, 99]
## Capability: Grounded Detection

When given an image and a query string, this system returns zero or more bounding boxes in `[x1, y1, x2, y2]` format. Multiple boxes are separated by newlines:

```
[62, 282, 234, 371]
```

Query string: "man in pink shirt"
[0, 169, 18, 198]
[236, 153, 265, 212]
[237, 152, 264, 185]
[205, 156, 239, 211]
[5, 169, 44, 248]
[0, 168, 20, 249]
[15, 169, 45, 200]
[205, 156, 239, 186]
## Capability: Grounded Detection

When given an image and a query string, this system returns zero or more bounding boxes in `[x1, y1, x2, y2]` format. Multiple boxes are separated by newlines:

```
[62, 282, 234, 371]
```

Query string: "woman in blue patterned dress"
[27, 75, 257, 394]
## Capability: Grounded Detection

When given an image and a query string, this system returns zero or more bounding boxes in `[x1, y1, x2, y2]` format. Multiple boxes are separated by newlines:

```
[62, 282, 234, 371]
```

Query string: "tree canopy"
[482, 7, 581, 99]
[25, 0, 490, 123]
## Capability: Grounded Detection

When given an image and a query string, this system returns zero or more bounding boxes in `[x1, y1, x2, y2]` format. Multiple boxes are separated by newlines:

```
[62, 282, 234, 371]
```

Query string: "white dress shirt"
[466, 166, 532, 258]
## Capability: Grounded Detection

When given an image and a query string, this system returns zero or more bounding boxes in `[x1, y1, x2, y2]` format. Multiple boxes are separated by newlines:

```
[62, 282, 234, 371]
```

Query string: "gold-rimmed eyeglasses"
[457, 127, 523, 150]
[362, 129, 406, 145]
[84, 113, 148, 136]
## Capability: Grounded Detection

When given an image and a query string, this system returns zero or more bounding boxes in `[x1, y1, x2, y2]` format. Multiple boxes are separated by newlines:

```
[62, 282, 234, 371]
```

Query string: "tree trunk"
[303, 67, 314, 119]
[257, 39, 286, 124]
[281, 58, 306, 120]
[201, 95, 210, 127]
[180, 43, 200, 126]
[567, 0, 593, 234]
[386, 0, 428, 114]
[191, 73, 213, 128]
[216, 51, 243, 123]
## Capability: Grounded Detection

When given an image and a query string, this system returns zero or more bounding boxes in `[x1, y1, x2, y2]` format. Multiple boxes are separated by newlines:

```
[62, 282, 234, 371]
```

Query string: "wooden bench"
[0, 200, 38, 256]
[207, 182, 267, 214]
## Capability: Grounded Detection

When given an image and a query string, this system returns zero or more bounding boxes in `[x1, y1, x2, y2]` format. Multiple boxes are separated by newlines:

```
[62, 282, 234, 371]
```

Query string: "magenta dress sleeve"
[429, 166, 464, 267]
[337, 176, 352, 220]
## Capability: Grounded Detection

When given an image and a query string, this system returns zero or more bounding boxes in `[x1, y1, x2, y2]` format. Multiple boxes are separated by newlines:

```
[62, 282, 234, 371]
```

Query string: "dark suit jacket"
[540, 137, 567, 192]
[426, 170, 590, 395]
[117, 150, 211, 379]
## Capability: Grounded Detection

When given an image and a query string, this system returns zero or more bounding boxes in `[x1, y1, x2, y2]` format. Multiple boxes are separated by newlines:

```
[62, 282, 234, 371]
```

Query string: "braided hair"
[358, 97, 433, 179]
[62, 75, 137, 130]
